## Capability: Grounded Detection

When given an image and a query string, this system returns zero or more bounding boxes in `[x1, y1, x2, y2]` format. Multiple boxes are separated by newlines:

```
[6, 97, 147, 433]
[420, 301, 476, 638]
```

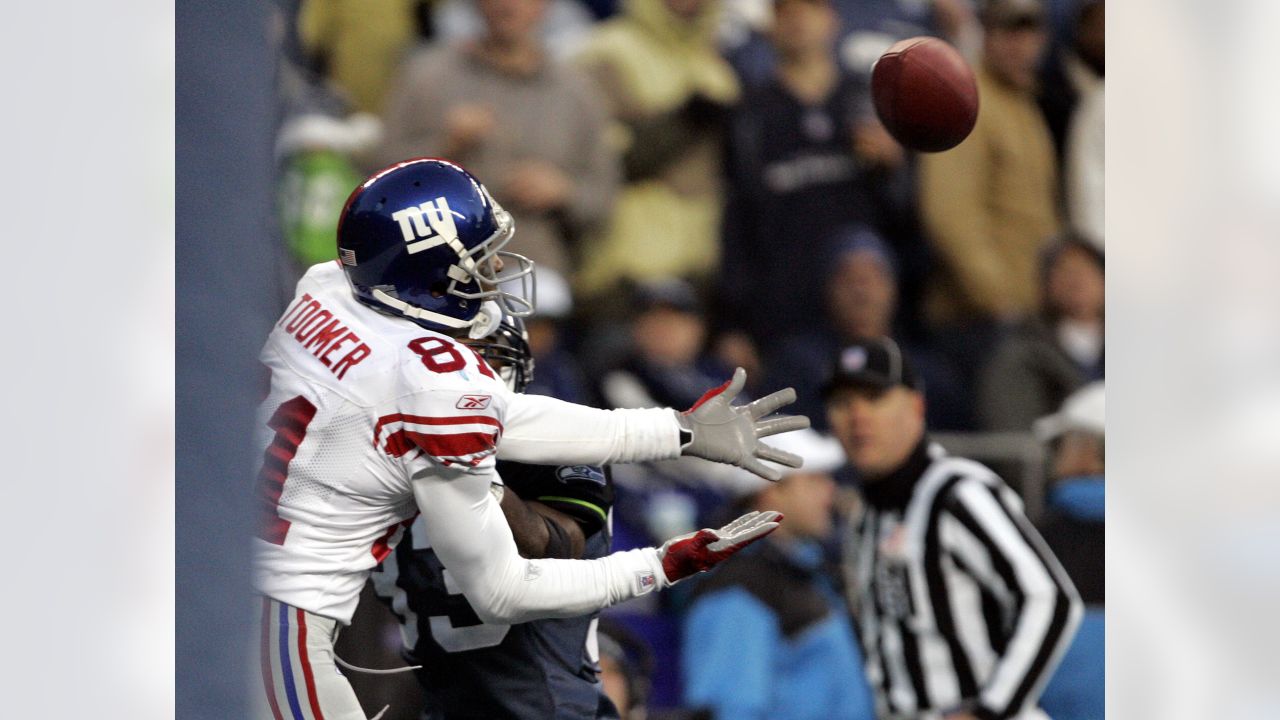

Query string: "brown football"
[871, 37, 979, 153]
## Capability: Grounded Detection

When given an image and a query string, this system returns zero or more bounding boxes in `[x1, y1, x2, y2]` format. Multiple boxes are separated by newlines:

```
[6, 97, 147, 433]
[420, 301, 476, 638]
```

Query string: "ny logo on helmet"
[390, 196, 459, 255]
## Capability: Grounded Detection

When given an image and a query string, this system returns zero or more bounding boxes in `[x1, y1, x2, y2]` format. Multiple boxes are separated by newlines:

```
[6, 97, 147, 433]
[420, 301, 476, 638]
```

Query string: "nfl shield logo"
[636, 571, 657, 594]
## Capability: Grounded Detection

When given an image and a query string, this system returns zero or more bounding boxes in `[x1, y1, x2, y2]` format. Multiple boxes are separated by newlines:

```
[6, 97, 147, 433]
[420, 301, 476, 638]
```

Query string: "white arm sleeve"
[498, 393, 683, 465]
[411, 462, 668, 625]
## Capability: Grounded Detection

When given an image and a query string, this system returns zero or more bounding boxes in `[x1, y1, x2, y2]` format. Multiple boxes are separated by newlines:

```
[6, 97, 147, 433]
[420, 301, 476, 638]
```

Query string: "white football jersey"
[253, 261, 518, 621]
[254, 262, 682, 624]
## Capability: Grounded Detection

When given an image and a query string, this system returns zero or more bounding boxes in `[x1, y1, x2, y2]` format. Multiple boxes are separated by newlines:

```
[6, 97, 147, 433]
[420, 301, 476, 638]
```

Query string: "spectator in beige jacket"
[918, 0, 1061, 330]
[379, 0, 620, 278]
[916, 0, 1062, 425]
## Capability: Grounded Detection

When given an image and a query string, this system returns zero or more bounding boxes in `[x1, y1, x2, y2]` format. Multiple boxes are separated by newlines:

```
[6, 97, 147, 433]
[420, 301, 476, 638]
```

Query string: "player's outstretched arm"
[412, 465, 656, 625]
[500, 368, 809, 481]
[411, 466, 781, 625]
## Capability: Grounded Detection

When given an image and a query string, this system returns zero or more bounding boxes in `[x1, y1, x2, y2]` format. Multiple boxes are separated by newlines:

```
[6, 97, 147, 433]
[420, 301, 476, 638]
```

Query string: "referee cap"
[822, 336, 921, 398]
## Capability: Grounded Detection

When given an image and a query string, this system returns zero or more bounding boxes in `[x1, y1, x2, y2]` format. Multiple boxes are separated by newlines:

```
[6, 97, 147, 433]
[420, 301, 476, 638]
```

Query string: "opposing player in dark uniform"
[372, 318, 623, 719]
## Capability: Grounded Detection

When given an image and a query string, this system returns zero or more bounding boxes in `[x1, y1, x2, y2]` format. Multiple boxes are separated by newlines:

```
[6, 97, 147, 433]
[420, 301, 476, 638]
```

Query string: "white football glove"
[677, 368, 810, 481]
[658, 510, 783, 583]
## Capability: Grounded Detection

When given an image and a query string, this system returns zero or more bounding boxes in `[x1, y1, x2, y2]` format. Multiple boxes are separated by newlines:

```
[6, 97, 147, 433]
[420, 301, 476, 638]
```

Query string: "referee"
[826, 338, 1082, 720]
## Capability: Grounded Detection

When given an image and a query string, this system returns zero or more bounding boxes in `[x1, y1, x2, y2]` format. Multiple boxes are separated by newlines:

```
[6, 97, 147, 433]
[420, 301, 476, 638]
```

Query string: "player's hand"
[713, 331, 763, 385]
[658, 510, 782, 583]
[853, 120, 905, 169]
[503, 160, 573, 213]
[444, 103, 496, 154]
[677, 368, 810, 481]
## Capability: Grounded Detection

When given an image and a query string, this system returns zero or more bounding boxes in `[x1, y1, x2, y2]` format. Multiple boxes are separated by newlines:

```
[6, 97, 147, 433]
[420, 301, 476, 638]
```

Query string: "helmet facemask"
[447, 204, 537, 320]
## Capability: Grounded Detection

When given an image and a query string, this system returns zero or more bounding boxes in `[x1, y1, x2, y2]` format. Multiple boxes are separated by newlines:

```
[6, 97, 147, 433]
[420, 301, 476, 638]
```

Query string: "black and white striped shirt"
[846, 441, 1082, 719]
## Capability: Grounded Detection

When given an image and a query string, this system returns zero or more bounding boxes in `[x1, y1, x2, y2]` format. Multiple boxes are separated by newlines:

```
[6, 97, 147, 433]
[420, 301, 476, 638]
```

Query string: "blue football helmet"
[337, 158, 536, 332]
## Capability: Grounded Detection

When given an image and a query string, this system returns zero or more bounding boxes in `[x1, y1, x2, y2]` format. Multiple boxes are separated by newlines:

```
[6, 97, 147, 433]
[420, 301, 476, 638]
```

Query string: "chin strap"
[468, 300, 503, 340]
[369, 288, 470, 329]
[371, 288, 501, 337]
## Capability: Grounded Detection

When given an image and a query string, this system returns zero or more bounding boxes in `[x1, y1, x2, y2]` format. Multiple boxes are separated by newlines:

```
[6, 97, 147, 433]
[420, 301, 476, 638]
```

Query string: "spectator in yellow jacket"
[573, 0, 740, 298]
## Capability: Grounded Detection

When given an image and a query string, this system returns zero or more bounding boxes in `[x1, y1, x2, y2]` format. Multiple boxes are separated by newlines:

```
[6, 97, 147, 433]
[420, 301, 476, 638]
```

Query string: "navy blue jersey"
[373, 462, 617, 720]
[721, 75, 875, 339]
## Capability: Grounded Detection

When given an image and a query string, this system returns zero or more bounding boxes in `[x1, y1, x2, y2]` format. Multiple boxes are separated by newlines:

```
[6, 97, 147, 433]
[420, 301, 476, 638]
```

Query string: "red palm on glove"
[659, 511, 784, 583]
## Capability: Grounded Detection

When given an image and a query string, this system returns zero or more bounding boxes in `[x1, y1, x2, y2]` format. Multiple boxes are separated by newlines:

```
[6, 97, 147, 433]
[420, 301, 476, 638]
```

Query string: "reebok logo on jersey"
[456, 394, 492, 410]
[524, 561, 543, 581]
[391, 196, 458, 255]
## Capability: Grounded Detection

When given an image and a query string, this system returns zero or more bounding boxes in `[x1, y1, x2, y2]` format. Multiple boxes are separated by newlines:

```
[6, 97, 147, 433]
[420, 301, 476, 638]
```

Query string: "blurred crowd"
[271, 0, 1104, 717]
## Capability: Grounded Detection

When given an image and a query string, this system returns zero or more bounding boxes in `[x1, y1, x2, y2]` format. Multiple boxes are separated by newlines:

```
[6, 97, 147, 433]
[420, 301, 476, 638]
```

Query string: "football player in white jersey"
[252, 158, 809, 720]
